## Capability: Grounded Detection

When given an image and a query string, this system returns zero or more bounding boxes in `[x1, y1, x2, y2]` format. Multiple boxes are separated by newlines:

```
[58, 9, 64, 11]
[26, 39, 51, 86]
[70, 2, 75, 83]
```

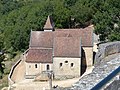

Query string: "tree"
[0, 33, 5, 78]
[0, 0, 120, 54]
[92, 0, 120, 41]
[71, 0, 94, 27]
[63, 0, 78, 8]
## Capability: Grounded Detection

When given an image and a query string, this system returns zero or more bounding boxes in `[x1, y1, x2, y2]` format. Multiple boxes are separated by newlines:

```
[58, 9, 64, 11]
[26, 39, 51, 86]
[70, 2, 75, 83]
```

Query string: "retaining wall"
[95, 41, 120, 64]
[67, 41, 120, 90]
[8, 49, 28, 86]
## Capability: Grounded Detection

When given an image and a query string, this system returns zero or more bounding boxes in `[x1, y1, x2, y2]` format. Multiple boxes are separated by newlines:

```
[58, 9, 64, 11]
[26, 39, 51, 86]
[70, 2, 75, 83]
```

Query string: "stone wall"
[68, 54, 120, 90]
[82, 47, 93, 67]
[53, 57, 81, 80]
[67, 41, 120, 90]
[25, 62, 53, 78]
[95, 41, 120, 64]
[104, 79, 120, 90]
[8, 59, 22, 85]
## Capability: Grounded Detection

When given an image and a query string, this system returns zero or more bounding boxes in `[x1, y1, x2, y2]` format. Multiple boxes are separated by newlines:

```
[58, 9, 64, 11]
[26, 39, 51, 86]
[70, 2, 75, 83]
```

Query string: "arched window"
[47, 64, 50, 70]
[71, 63, 74, 67]
[60, 63, 62, 67]
[35, 64, 37, 68]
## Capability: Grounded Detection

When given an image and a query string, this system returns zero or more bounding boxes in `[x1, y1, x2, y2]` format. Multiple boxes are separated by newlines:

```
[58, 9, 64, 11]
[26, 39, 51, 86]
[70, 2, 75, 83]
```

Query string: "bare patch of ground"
[9, 65, 93, 90]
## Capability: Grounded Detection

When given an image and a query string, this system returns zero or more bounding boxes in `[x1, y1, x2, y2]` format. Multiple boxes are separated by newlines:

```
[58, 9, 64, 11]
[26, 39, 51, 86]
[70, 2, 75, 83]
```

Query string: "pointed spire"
[44, 15, 54, 31]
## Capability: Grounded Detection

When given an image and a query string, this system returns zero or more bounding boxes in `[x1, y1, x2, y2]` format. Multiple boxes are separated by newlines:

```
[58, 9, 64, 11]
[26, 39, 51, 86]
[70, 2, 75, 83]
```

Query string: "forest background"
[0, 0, 120, 88]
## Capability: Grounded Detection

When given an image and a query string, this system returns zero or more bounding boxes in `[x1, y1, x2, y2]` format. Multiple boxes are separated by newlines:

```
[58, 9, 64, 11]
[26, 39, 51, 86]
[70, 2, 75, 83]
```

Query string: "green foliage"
[0, 32, 5, 78]
[71, 0, 94, 27]
[0, 52, 5, 79]
[92, 0, 120, 41]
[0, 0, 120, 55]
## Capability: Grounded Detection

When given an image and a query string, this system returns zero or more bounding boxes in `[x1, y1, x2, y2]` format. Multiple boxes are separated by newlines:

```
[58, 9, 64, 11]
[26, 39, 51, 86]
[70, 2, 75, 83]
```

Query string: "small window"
[47, 64, 50, 70]
[71, 63, 74, 67]
[35, 64, 37, 68]
[65, 61, 68, 63]
[60, 63, 62, 67]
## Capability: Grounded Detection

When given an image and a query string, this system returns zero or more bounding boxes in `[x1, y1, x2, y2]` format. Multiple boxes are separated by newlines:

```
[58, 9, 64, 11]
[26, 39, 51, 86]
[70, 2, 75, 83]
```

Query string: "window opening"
[60, 63, 62, 67]
[47, 64, 50, 70]
[71, 63, 74, 67]
[65, 61, 68, 63]
[35, 64, 37, 68]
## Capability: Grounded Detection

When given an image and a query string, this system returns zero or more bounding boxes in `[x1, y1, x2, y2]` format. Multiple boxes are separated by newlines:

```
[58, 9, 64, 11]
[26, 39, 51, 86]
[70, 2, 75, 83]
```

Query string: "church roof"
[55, 26, 93, 47]
[43, 15, 54, 30]
[26, 49, 53, 63]
[29, 31, 53, 48]
[53, 37, 81, 57]
[26, 25, 93, 63]
[29, 27, 93, 48]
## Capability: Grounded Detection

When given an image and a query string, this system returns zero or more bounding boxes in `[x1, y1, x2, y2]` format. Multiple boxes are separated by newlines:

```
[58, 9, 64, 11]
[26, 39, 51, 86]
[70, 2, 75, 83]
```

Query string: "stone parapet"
[67, 41, 120, 90]
[8, 59, 22, 85]
[95, 41, 120, 64]
[54, 75, 80, 80]
[68, 54, 120, 90]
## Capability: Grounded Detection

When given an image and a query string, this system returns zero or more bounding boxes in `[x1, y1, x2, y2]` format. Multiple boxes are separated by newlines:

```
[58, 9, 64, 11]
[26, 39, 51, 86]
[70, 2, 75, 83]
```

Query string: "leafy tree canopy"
[0, 0, 119, 53]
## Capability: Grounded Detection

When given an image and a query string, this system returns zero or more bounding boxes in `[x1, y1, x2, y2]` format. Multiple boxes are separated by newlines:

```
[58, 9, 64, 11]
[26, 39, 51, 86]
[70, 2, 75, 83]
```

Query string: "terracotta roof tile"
[26, 49, 53, 63]
[53, 37, 81, 57]
[30, 31, 53, 48]
[27, 25, 93, 63]
[55, 26, 93, 46]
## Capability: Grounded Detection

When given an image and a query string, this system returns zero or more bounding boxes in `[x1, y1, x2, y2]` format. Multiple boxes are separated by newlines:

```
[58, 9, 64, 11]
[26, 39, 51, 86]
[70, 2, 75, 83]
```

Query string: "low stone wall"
[95, 41, 120, 64]
[8, 59, 22, 85]
[67, 54, 120, 90]
[8, 49, 29, 86]
[54, 75, 79, 80]
[67, 41, 120, 90]
[104, 79, 120, 90]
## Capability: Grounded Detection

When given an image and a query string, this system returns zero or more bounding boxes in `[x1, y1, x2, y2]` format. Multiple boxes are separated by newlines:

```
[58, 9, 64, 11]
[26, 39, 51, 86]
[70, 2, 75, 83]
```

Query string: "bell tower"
[43, 15, 54, 31]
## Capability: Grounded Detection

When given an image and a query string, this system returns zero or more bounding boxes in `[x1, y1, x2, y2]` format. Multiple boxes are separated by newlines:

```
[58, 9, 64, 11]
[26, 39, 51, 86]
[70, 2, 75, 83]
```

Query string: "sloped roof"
[27, 25, 93, 63]
[55, 26, 93, 47]
[26, 49, 53, 63]
[29, 26, 93, 48]
[29, 31, 53, 48]
[43, 15, 54, 30]
[53, 37, 81, 57]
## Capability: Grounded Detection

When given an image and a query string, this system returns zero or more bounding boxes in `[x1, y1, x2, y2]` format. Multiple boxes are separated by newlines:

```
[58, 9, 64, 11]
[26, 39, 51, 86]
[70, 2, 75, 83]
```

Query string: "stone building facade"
[25, 16, 94, 79]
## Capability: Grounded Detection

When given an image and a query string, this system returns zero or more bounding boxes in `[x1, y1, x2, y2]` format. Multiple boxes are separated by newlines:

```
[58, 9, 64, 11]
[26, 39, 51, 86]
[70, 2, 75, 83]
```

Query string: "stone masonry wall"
[67, 41, 120, 90]
[95, 41, 120, 65]
[53, 57, 81, 80]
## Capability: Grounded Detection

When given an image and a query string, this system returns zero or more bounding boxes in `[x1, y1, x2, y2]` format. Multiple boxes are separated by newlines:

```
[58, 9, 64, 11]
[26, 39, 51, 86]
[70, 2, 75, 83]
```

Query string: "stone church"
[25, 16, 94, 79]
